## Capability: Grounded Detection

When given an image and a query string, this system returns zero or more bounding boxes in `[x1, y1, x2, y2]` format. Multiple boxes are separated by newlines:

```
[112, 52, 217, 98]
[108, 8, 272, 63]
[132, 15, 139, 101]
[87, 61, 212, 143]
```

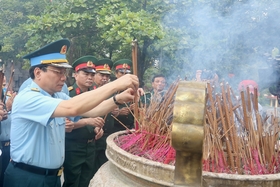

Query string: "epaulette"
[31, 88, 40, 92]
[68, 86, 73, 91]
[6, 93, 12, 97]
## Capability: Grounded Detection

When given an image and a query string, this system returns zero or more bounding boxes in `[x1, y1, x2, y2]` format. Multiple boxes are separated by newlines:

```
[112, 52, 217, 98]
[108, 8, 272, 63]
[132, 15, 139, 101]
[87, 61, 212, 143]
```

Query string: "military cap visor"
[117, 69, 131, 74]
[80, 68, 96, 73]
[96, 70, 111, 75]
[22, 39, 72, 68]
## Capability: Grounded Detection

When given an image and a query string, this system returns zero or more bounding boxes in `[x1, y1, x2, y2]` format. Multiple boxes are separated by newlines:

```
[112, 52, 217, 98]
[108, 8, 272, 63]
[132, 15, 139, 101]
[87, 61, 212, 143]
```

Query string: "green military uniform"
[112, 59, 134, 132]
[91, 58, 115, 175]
[63, 56, 98, 187]
[140, 90, 167, 107]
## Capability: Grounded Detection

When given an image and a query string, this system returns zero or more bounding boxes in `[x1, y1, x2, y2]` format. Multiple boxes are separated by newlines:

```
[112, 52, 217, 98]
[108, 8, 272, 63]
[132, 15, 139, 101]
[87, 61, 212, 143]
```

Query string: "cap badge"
[104, 64, 109, 70]
[60, 45, 67, 54]
[87, 61, 94, 67]
[122, 63, 128, 68]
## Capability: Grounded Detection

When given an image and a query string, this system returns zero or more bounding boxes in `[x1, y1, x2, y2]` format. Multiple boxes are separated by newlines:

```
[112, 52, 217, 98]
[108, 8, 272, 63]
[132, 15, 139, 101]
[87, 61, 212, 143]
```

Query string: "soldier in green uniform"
[63, 56, 105, 187]
[112, 59, 135, 132]
[141, 74, 167, 106]
[91, 58, 119, 175]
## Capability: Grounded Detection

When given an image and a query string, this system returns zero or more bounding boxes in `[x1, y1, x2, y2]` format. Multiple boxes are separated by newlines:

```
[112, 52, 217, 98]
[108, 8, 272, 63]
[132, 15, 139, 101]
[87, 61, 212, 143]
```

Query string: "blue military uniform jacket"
[10, 81, 79, 169]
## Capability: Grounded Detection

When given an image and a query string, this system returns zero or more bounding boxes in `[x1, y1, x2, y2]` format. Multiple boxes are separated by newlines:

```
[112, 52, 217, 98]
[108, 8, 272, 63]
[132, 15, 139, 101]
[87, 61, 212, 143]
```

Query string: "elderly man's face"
[38, 66, 68, 95]
[152, 77, 166, 92]
[94, 72, 110, 86]
[75, 70, 95, 88]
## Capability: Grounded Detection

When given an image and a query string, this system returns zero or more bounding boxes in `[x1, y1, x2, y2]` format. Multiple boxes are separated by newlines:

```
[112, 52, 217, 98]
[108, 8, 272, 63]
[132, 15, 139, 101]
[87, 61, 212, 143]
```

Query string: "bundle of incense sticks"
[114, 79, 179, 164]
[203, 81, 280, 175]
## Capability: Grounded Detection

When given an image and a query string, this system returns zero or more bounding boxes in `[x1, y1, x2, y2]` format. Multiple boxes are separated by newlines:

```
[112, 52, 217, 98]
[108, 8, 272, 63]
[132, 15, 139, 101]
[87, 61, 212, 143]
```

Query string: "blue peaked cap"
[22, 39, 72, 68]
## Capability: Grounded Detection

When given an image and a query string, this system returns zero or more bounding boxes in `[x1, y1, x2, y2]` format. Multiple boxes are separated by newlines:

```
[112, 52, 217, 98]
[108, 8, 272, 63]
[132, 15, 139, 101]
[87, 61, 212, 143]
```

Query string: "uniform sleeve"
[55, 92, 81, 123]
[12, 91, 62, 126]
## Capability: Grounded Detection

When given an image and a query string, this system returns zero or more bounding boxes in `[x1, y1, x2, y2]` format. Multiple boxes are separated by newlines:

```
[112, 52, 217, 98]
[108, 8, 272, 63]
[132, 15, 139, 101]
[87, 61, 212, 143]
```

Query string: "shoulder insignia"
[31, 88, 40, 92]
[68, 86, 73, 91]
[6, 93, 12, 97]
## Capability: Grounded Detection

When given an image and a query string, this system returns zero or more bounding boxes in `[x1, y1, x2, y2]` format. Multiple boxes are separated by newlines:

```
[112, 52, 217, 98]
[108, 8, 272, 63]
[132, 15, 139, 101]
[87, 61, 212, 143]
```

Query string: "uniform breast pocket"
[48, 118, 65, 144]
[57, 118, 66, 126]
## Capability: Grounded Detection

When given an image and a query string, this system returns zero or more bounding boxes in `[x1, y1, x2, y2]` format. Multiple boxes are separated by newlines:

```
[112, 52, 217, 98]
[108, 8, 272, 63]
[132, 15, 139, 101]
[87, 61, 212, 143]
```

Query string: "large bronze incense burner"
[91, 81, 280, 187]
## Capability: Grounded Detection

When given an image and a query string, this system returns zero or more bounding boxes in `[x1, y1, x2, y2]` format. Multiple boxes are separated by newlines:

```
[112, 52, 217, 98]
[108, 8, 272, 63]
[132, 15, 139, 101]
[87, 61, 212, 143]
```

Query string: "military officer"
[141, 74, 167, 106]
[112, 59, 135, 132]
[91, 58, 119, 175]
[4, 39, 139, 187]
[63, 56, 105, 187]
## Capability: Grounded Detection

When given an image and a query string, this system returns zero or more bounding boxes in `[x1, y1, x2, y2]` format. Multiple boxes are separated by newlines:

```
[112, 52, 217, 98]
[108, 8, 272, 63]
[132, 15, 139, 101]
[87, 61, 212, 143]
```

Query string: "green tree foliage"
[0, 0, 46, 64]
[0, 0, 280, 88]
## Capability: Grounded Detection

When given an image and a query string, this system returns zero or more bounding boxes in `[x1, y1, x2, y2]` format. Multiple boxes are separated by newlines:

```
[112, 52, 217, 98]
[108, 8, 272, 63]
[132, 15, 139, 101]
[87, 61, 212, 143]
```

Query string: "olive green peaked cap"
[113, 59, 132, 73]
[72, 55, 98, 73]
[95, 58, 113, 75]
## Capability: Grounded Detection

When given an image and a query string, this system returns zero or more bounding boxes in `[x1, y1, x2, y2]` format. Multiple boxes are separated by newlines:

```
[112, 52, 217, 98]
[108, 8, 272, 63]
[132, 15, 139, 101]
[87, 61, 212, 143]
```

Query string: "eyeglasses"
[46, 68, 68, 77]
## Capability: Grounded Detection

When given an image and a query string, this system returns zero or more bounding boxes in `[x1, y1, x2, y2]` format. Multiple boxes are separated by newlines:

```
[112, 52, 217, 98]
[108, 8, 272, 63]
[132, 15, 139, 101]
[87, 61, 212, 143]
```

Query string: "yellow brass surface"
[172, 81, 206, 187]
[172, 123, 204, 153]
[173, 103, 205, 125]
[174, 152, 202, 187]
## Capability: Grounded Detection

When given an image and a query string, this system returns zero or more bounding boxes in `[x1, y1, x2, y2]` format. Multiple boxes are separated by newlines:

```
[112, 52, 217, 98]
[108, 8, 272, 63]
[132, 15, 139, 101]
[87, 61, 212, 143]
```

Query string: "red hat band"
[75, 61, 95, 71]
[116, 64, 130, 70]
[96, 64, 111, 71]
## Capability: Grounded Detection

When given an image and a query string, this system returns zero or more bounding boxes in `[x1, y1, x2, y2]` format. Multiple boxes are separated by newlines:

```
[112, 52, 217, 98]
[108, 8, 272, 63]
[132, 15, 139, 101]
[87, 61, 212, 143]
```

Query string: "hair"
[152, 74, 166, 82]
[29, 64, 48, 79]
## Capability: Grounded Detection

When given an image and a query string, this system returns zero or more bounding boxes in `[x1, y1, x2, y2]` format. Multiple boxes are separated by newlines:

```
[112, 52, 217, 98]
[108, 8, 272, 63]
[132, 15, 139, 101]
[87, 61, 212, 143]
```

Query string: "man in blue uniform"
[63, 55, 104, 187]
[3, 39, 139, 187]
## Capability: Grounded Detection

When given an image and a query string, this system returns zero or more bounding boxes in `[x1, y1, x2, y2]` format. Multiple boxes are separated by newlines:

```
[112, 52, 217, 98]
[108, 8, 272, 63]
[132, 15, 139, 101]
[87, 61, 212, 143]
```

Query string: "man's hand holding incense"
[94, 127, 104, 140]
[114, 88, 136, 105]
[118, 107, 130, 116]
[85, 117, 104, 128]
[65, 118, 75, 133]
[114, 74, 139, 91]
[111, 107, 120, 117]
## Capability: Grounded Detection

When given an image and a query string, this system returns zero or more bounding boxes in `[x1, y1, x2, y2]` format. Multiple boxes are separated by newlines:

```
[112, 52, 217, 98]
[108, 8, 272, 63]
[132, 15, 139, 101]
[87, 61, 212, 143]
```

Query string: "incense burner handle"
[172, 81, 207, 187]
